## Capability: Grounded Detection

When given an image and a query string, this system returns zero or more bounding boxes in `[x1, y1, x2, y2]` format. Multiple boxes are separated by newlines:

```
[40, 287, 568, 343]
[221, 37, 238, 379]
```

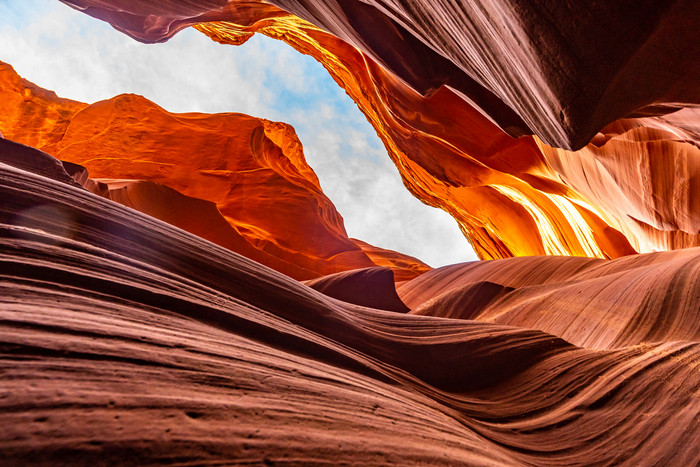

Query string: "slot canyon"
[0, 1, 698, 465]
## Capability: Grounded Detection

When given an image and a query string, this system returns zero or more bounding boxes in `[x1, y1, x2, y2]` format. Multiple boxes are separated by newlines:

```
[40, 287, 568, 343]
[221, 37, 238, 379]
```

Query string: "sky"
[0, 0, 478, 267]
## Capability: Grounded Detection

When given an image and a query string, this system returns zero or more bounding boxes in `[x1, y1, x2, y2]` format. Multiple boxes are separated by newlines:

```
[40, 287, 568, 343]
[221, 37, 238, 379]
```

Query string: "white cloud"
[0, 0, 478, 267]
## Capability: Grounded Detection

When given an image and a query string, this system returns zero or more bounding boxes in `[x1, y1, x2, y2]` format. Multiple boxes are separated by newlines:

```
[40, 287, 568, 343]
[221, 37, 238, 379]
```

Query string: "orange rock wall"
[0, 61, 429, 280]
[196, 12, 697, 258]
[55, 1, 700, 259]
[0, 62, 86, 149]
[537, 110, 700, 252]
[10, 0, 700, 259]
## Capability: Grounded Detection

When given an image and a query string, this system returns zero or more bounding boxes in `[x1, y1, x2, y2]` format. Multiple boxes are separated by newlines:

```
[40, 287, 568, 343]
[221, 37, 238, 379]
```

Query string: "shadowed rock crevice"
[304, 267, 410, 313]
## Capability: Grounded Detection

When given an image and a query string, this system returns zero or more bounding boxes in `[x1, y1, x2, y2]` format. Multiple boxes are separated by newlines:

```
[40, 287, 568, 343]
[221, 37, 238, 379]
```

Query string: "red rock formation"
[1, 148, 698, 465]
[99, 178, 321, 279]
[0, 61, 86, 149]
[350, 238, 431, 283]
[0, 61, 429, 281]
[55, 1, 700, 259]
[1, 3, 699, 464]
[537, 109, 700, 252]
[60, 0, 700, 150]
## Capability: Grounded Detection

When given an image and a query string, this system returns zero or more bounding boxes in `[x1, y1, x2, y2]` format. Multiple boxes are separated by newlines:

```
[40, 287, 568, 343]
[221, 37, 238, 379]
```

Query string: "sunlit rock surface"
[1, 142, 698, 465]
[0, 61, 429, 281]
[537, 110, 700, 252]
[56, 0, 700, 259]
[59, 0, 700, 150]
[0, 1, 699, 464]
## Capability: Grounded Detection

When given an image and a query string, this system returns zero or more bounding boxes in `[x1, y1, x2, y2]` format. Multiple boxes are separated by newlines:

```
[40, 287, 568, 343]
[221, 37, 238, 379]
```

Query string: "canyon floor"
[1, 139, 698, 465]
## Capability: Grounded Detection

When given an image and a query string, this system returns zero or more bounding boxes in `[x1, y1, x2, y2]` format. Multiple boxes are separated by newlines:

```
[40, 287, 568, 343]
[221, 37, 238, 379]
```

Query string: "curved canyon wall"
[0, 2, 698, 464]
[0, 60, 429, 280]
[57, 0, 700, 259]
[61, 0, 700, 149]
[0, 140, 698, 465]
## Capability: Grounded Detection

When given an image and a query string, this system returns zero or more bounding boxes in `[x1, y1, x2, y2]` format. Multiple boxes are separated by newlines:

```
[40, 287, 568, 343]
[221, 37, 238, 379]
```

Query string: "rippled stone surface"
[0, 1, 698, 464]
[0, 148, 697, 465]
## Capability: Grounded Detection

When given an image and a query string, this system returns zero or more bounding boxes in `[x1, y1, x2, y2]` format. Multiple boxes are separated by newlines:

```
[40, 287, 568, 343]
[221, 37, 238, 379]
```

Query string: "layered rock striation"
[401, 252, 700, 349]
[56, 0, 700, 259]
[1, 145, 698, 465]
[0, 1, 698, 465]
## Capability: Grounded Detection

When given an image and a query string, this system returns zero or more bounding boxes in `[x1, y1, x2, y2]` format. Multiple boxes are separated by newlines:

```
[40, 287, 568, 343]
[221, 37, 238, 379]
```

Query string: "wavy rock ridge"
[0, 0, 698, 465]
[401, 253, 700, 350]
[0, 61, 429, 281]
[1, 143, 698, 465]
[58, 0, 700, 259]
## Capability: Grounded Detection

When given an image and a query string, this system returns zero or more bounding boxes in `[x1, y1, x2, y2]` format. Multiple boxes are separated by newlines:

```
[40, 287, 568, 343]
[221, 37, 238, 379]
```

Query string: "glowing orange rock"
[12, 0, 700, 262]
[193, 10, 698, 257]
[60, 0, 700, 151]
[537, 110, 700, 252]
[0, 61, 86, 149]
[198, 19, 686, 257]
[54, 1, 700, 259]
[0, 61, 429, 280]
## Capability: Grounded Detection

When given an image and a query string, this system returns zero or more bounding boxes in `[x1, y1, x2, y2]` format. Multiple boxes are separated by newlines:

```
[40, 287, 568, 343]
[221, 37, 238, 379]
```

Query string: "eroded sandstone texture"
[1, 141, 698, 465]
[56, 0, 700, 258]
[1, 1, 699, 465]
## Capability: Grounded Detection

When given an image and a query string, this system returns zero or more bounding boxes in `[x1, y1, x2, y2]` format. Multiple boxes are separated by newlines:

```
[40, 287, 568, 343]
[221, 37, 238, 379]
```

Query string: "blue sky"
[0, 0, 478, 266]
